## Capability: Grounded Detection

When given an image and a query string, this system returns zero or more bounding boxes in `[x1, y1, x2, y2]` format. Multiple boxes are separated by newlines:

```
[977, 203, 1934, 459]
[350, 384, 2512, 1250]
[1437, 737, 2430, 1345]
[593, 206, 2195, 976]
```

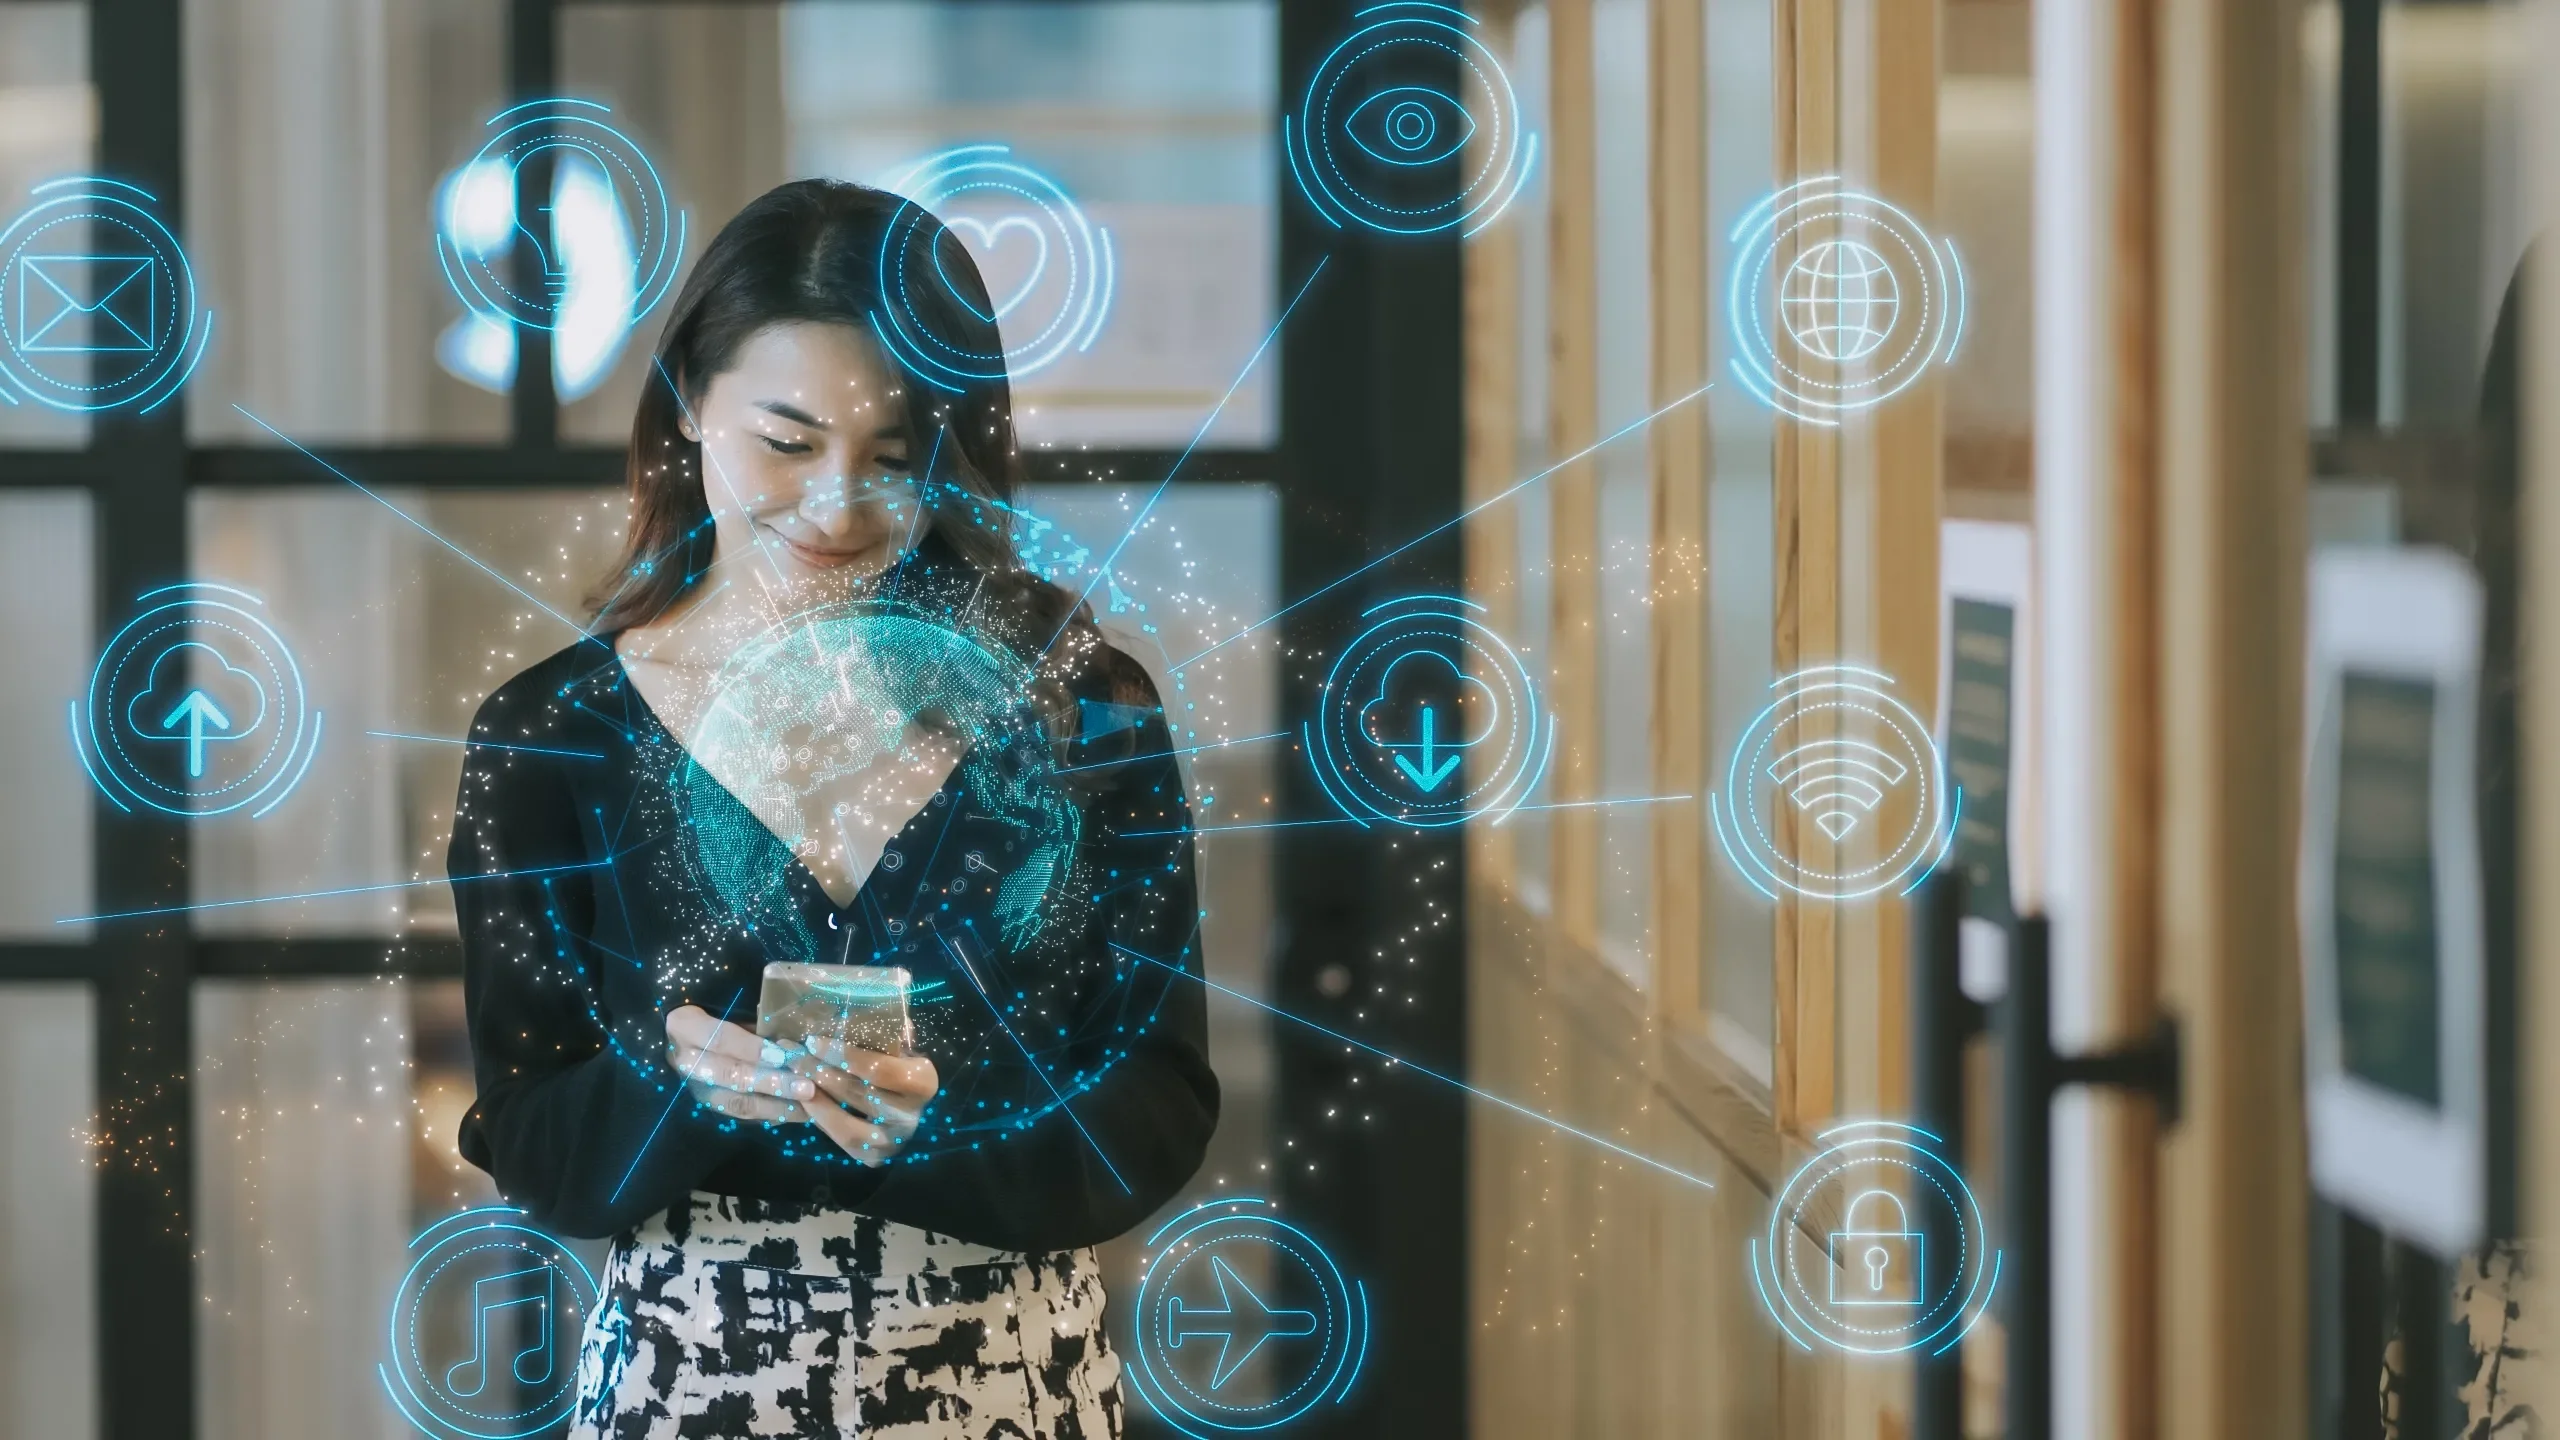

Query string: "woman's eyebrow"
[755, 399, 828, 428]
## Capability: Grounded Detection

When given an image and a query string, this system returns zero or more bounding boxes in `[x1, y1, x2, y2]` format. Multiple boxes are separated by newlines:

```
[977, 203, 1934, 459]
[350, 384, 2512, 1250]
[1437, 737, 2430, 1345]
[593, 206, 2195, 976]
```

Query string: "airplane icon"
[1164, 1254, 1320, 1390]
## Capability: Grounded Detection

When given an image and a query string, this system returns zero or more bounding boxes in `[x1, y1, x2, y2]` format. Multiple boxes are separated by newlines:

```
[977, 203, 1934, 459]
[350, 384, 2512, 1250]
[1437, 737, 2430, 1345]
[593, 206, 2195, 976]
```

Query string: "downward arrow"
[161, 689, 232, 779]
[1392, 705, 1463, 792]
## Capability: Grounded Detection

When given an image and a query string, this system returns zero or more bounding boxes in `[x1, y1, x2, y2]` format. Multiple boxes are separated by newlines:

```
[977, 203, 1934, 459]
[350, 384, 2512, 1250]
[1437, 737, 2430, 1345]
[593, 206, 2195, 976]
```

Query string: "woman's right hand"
[663, 1004, 817, 1123]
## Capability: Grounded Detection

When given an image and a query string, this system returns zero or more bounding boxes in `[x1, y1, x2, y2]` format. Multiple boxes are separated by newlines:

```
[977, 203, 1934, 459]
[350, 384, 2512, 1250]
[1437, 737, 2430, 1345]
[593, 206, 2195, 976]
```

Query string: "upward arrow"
[161, 689, 232, 779]
[1392, 705, 1463, 792]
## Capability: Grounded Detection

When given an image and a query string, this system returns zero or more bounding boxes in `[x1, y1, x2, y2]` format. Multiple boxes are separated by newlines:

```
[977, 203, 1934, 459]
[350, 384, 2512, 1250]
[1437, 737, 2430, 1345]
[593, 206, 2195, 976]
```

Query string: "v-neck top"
[447, 583, 1215, 1252]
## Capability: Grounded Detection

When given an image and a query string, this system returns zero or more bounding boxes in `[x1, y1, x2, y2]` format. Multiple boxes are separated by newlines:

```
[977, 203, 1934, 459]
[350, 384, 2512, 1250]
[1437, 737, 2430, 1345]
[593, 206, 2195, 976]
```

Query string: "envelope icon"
[16, 254, 158, 353]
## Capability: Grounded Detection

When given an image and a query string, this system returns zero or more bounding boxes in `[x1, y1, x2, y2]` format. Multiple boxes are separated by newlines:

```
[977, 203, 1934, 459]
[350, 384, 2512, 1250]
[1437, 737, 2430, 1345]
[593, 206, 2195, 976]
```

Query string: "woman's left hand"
[790, 1040, 940, 1167]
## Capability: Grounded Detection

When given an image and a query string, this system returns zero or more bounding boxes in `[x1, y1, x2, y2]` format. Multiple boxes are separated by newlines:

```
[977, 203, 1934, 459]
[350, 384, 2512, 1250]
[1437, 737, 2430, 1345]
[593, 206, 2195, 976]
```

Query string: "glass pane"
[1703, 0, 1777, 1069]
[0, 491, 93, 937]
[183, 0, 510, 442]
[186, 488, 627, 937]
[0, 983, 97, 1440]
[0, 2, 95, 447]
[1508, 4, 1554, 912]
[557, 1, 1280, 451]
[2380, 4, 2530, 426]
[1593, 0, 1651, 982]
[194, 977, 544, 1440]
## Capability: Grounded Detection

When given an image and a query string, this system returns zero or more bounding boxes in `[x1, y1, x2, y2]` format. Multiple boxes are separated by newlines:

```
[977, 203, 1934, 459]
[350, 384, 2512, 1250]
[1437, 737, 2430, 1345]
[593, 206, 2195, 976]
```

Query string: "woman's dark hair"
[589, 179, 1100, 680]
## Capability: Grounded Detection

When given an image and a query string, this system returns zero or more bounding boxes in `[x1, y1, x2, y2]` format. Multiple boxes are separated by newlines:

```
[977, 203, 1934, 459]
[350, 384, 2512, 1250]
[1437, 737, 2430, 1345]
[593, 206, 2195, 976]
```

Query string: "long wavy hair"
[589, 179, 1099, 680]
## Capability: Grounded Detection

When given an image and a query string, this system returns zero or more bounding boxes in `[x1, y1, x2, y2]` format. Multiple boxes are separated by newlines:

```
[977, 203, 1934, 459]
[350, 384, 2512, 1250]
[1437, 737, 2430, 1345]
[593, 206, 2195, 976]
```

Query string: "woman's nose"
[798, 475, 858, 539]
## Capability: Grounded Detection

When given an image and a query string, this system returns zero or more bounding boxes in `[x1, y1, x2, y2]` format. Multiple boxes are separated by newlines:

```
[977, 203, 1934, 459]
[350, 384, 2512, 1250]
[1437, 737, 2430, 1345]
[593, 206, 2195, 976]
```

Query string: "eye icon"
[1345, 86, 1475, 167]
[1285, 4, 1539, 237]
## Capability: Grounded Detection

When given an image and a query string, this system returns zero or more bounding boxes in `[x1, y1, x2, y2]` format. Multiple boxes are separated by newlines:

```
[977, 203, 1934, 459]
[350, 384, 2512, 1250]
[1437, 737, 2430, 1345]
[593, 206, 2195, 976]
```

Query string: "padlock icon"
[1828, 1188, 1924, 1306]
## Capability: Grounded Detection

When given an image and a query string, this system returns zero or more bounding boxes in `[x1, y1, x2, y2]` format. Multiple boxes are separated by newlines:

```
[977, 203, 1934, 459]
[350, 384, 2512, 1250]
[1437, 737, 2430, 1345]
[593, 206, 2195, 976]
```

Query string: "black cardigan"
[447, 588, 1216, 1251]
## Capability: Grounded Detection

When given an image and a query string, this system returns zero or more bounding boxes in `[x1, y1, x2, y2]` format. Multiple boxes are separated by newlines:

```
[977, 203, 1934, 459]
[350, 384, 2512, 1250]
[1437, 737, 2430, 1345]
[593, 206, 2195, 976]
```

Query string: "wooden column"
[1867, 0, 1942, 1121]
[2152, 0, 2309, 1430]
[1650, 0, 1710, 1026]
[1772, 0, 1840, 1133]
[1547, 0, 1604, 951]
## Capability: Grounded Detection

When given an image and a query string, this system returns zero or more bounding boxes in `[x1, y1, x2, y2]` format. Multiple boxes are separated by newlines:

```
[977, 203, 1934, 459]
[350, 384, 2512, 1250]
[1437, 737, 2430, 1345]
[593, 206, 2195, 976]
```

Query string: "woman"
[448, 179, 1217, 1440]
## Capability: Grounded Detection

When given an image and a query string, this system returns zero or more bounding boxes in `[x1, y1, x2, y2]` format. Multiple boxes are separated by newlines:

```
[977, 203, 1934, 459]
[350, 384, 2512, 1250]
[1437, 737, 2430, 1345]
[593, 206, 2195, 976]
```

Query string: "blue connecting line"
[367, 729, 606, 761]
[56, 859, 617, 926]
[612, 986, 746, 1205]
[232, 405, 594, 638]
[1128, 793, 1693, 839]
[1108, 942, 1714, 1191]
[936, 930, 1131, 1194]
[1054, 730, 1290, 775]
[1044, 255, 1333, 656]
[1166, 381, 1716, 674]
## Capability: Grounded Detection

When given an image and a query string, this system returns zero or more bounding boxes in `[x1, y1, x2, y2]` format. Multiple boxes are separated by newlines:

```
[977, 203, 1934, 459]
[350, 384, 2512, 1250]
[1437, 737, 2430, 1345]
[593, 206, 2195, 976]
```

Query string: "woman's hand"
[664, 1004, 817, 1123]
[791, 1039, 940, 1166]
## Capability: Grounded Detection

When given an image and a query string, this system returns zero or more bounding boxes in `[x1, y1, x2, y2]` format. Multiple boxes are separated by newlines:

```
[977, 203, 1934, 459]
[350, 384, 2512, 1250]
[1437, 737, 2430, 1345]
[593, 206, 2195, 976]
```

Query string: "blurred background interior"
[0, 0, 2550, 1436]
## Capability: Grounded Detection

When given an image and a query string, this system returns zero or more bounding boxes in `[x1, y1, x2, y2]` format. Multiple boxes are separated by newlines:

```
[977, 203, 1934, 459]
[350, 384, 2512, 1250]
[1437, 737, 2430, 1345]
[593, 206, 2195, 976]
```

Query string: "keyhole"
[1863, 1245, 1890, 1292]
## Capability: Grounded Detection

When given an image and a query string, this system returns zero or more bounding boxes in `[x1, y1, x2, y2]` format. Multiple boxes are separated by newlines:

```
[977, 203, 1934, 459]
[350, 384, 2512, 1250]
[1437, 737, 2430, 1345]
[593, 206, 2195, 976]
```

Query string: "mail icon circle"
[0, 177, 209, 413]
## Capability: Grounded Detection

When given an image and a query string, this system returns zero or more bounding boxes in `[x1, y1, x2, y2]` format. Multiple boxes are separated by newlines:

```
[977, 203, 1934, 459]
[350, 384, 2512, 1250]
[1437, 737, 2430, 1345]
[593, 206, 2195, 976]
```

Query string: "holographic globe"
[673, 604, 1077, 963]
[1780, 238, 1900, 364]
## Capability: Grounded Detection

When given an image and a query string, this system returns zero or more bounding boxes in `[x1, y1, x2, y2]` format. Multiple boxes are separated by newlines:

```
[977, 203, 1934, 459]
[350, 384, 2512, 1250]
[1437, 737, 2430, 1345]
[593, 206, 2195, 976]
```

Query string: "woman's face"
[681, 321, 928, 599]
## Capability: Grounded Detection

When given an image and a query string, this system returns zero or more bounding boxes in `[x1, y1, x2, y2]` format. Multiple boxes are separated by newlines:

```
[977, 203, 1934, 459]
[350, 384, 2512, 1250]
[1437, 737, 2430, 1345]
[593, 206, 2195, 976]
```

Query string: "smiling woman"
[447, 179, 1216, 1440]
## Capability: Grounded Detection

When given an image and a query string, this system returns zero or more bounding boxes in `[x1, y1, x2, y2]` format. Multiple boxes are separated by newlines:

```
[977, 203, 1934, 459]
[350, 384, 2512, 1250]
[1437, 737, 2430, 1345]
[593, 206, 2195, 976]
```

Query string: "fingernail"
[794, 1079, 815, 1099]
[760, 1041, 791, 1067]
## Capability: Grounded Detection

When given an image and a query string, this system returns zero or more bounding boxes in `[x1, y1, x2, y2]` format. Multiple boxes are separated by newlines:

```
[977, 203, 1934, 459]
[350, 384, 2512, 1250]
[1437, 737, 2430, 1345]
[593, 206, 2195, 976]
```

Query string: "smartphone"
[756, 962, 914, 1058]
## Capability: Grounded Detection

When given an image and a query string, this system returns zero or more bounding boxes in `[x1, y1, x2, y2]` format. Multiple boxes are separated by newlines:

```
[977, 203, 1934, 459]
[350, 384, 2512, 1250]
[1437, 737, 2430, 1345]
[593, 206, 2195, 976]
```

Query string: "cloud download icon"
[1357, 650, 1496, 794]
[1307, 594, 1549, 829]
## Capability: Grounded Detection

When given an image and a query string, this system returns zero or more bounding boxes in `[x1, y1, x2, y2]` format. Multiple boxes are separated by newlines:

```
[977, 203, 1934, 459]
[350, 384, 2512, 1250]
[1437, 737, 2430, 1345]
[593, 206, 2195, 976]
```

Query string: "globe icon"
[1779, 239, 1900, 363]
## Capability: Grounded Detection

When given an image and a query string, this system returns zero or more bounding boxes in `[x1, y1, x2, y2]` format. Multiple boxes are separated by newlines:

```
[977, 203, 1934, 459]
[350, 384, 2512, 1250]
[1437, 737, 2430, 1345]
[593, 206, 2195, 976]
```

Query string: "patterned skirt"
[569, 1192, 1124, 1440]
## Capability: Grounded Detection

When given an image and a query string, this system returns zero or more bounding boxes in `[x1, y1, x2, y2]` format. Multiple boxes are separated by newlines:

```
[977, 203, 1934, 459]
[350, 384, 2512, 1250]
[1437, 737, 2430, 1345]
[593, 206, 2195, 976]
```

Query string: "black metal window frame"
[0, 3, 1467, 1438]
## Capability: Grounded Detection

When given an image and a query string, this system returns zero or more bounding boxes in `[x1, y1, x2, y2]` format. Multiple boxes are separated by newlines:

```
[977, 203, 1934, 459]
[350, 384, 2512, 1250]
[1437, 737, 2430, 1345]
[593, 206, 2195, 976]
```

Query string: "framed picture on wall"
[1938, 519, 2033, 999]
[2299, 546, 2486, 1258]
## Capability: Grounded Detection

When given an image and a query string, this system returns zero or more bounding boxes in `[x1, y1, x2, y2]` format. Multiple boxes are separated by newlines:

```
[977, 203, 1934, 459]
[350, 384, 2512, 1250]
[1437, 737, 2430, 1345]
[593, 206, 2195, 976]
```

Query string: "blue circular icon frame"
[1709, 663, 1955, 902]
[1284, 3, 1539, 237]
[1126, 1199, 1368, 1439]
[1305, 594, 1551, 830]
[0, 176, 213, 414]
[870, 145, 1114, 392]
[1748, 1120, 2000, 1356]
[435, 98, 686, 334]
[1726, 178, 1966, 424]
[72, 582, 321, 819]
[380, 1207, 598, 1440]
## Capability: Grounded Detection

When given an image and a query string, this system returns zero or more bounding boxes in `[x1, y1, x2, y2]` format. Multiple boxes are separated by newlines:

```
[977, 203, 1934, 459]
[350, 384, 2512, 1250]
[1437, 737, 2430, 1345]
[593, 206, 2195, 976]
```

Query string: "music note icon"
[444, 1264, 555, 1398]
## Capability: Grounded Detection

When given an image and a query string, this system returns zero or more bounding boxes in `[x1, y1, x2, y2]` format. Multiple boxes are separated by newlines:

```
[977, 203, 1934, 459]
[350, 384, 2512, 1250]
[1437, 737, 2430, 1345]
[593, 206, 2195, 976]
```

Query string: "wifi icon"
[1765, 739, 1911, 842]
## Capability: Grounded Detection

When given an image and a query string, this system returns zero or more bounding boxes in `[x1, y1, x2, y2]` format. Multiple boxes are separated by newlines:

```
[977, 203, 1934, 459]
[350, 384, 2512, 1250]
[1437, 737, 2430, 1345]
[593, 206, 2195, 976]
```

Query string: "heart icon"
[940, 214, 1050, 324]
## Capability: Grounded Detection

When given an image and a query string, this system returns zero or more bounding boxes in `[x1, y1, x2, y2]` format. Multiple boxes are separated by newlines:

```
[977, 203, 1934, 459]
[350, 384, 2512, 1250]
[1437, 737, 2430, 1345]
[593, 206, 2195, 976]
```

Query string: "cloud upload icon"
[126, 640, 267, 779]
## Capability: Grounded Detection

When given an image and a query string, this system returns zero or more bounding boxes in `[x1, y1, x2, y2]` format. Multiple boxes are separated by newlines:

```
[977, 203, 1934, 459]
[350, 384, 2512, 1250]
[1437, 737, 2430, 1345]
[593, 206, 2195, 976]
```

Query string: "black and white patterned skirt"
[570, 1192, 1124, 1439]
